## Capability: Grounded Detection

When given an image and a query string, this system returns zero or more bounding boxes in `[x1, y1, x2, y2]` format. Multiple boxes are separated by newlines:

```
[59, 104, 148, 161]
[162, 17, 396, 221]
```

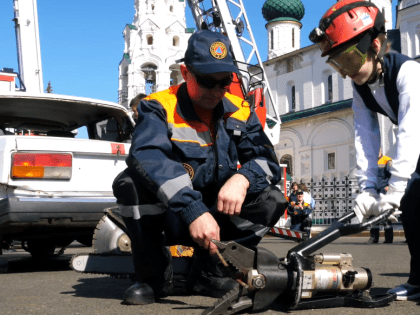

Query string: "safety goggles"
[326, 43, 368, 78]
[188, 67, 233, 89]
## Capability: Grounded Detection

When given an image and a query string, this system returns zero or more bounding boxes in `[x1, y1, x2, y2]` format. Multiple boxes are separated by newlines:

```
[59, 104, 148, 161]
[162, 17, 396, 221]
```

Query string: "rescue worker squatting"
[112, 30, 287, 306]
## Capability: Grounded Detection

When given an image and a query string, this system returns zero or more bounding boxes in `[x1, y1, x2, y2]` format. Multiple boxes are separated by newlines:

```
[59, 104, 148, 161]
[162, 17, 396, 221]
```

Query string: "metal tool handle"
[288, 208, 395, 257]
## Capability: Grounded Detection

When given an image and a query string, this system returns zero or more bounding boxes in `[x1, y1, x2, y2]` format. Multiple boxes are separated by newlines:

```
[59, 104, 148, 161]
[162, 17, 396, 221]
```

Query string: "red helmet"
[309, 0, 385, 57]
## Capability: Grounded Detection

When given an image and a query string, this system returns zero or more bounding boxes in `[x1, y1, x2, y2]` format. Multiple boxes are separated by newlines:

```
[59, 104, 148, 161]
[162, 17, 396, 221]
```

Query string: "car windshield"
[0, 94, 134, 142]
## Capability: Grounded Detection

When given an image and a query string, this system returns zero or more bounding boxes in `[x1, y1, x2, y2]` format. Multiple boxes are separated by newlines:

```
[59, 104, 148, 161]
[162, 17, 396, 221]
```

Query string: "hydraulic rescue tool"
[71, 208, 397, 313]
[202, 209, 397, 314]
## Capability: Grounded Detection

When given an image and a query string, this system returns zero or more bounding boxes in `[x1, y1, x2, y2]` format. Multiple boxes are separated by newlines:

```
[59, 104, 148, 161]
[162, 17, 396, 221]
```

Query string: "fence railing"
[280, 176, 360, 226]
[305, 177, 359, 226]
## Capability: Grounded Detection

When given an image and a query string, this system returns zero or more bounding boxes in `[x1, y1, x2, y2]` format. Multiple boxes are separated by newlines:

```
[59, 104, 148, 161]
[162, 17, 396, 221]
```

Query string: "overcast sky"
[0, 0, 398, 103]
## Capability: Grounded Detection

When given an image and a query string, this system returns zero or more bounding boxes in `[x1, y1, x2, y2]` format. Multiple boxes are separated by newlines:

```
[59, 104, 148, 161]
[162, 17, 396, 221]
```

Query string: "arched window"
[287, 81, 296, 112]
[280, 154, 293, 176]
[151, 4, 155, 11]
[292, 28, 295, 48]
[270, 30, 274, 50]
[322, 70, 332, 104]
[170, 5, 173, 12]
[327, 74, 333, 102]
[147, 35, 153, 45]
[291, 85, 296, 111]
[173, 36, 179, 47]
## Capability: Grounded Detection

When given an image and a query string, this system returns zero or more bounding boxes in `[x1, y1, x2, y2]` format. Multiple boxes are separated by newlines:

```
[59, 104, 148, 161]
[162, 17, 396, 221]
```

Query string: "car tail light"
[11, 153, 72, 179]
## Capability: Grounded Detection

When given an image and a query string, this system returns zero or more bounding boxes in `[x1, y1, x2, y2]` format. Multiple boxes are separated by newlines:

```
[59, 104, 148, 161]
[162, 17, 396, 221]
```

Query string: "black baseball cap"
[296, 189, 304, 195]
[180, 30, 239, 75]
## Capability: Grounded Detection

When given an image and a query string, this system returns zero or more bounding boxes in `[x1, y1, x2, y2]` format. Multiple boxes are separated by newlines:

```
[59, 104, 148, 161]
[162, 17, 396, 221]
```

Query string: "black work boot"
[384, 226, 394, 243]
[121, 213, 173, 305]
[366, 227, 379, 244]
[123, 246, 173, 305]
[186, 249, 239, 298]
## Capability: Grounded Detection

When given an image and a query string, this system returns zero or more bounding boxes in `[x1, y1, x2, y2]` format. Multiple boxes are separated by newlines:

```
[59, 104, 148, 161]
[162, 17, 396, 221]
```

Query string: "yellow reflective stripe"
[378, 156, 392, 165]
[145, 86, 179, 124]
[225, 92, 251, 122]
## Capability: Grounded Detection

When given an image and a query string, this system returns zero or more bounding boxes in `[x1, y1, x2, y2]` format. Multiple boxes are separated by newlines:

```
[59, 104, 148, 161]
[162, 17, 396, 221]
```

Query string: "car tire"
[23, 239, 56, 258]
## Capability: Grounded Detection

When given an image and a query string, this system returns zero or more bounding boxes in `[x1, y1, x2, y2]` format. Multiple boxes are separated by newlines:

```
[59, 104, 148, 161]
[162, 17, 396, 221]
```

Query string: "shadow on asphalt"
[379, 273, 410, 278]
[171, 305, 209, 310]
[63, 276, 208, 309]
[2, 255, 73, 274]
[268, 287, 393, 312]
[62, 277, 132, 300]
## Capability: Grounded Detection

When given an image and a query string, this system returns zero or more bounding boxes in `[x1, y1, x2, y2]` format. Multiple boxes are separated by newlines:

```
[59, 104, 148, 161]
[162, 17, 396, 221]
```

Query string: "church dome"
[262, 0, 305, 22]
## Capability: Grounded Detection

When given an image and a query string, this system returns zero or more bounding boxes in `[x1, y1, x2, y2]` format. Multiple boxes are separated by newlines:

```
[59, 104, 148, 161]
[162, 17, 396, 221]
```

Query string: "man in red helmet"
[310, 0, 420, 301]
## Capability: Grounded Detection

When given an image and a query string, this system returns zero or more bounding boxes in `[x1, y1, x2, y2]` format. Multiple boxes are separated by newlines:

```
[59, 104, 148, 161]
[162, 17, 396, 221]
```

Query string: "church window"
[270, 30, 274, 50]
[147, 35, 153, 45]
[173, 36, 180, 47]
[170, 5, 173, 12]
[416, 24, 420, 56]
[327, 153, 335, 170]
[151, 4, 155, 11]
[292, 29, 295, 48]
[327, 74, 333, 102]
[291, 85, 296, 111]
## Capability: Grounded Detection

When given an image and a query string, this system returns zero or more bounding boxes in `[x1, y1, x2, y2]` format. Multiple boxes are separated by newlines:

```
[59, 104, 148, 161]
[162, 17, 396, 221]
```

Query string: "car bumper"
[0, 193, 117, 229]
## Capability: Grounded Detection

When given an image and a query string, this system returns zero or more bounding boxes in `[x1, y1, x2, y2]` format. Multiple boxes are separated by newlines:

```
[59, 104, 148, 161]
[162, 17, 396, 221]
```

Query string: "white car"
[0, 93, 134, 256]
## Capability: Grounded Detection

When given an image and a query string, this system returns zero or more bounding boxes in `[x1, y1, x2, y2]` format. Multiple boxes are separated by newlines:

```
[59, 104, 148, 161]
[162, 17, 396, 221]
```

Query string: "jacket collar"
[176, 83, 239, 122]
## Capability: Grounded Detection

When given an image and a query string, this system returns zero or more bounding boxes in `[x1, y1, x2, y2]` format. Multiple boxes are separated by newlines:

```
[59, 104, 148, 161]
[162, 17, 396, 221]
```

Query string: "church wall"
[275, 108, 355, 183]
[397, 5, 420, 58]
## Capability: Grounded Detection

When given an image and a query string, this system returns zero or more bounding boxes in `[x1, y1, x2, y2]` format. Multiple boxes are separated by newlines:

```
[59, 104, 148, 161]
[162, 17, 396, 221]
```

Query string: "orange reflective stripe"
[170, 138, 212, 146]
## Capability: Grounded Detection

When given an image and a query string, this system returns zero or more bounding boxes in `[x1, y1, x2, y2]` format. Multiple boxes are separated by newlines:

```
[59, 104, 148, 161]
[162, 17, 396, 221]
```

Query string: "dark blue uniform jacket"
[126, 83, 281, 226]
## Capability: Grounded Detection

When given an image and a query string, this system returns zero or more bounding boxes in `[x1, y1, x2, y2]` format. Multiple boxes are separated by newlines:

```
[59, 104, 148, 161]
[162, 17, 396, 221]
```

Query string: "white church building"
[262, 0, 420, 184]
[118, 0, 420, 185]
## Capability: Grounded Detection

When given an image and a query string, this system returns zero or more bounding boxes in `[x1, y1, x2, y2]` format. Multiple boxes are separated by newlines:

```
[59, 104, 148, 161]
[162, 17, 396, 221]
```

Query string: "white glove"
[371, 187, 404, 223]
[354, 188, 379, 223]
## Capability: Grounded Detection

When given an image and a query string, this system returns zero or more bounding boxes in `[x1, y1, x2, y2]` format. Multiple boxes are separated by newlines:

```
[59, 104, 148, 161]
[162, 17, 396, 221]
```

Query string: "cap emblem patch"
[210, 42, 228, 59]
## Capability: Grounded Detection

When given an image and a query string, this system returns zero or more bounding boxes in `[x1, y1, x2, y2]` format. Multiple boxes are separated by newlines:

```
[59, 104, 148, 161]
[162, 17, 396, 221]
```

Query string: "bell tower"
[118, 0, 193, 108]
[262, 0, 305, 60]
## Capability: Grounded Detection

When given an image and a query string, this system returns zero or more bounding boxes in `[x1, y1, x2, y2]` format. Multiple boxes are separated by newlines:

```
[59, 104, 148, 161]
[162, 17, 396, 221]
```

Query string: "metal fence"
[298, 176, 360, 226]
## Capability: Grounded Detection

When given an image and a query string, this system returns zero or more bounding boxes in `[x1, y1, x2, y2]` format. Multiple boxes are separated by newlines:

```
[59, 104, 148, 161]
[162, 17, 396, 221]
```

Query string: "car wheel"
[23, 239, 56, 258]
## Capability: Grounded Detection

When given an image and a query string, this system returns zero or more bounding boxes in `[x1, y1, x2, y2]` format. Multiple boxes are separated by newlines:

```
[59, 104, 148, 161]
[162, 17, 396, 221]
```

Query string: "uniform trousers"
[113, 168, 288, 250]
[400, 155, 420, 285]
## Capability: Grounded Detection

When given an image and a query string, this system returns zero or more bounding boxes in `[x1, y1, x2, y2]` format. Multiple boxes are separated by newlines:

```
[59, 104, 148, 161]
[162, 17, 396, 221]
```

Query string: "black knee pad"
[112, 169, 140, 205]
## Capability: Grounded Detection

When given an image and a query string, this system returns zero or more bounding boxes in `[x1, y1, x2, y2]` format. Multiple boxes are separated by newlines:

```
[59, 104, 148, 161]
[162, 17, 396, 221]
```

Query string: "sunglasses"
[188, 67, 233, 89]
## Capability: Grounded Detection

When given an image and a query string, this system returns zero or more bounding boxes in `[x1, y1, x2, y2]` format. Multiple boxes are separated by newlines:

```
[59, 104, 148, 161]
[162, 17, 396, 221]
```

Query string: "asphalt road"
[0, 237, 419, 315]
